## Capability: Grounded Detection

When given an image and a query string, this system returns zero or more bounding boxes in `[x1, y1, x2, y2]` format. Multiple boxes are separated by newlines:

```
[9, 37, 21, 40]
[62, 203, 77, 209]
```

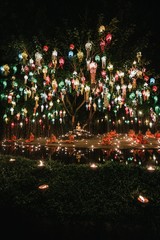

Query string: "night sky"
[0, 0, 160, 69]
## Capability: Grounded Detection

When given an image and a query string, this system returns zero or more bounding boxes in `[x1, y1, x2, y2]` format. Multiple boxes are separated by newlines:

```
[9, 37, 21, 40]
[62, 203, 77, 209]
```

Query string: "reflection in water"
[0, 142, 160, 167]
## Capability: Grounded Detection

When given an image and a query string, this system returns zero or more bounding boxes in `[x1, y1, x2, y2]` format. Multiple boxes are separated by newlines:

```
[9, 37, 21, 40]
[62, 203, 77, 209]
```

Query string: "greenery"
[0, 154, 160, 238]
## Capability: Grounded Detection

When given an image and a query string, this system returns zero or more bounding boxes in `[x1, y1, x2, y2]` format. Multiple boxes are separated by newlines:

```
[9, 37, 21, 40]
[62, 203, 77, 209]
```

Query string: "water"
[0, 142, 160, 167]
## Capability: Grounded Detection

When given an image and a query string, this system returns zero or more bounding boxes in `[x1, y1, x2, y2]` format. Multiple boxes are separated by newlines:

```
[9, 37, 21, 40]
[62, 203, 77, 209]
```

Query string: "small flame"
[138, 195, 149, 203]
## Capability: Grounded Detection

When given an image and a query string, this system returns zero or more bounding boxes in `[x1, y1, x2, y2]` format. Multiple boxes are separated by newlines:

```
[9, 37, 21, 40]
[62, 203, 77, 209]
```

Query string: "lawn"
[0, 154, 160, 239]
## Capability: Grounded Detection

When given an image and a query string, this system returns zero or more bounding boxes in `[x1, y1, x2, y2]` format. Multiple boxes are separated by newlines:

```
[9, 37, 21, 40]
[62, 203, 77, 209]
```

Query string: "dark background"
[0, 0, 159, 69]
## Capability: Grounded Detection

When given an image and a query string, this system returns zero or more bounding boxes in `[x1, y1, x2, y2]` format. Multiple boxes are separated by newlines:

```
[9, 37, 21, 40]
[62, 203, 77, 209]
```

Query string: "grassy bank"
[0, 154, 160, 239]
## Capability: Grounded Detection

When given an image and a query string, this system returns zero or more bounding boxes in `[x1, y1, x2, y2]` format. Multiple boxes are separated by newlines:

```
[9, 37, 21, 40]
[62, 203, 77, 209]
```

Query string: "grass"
[0, 154, 160, 239]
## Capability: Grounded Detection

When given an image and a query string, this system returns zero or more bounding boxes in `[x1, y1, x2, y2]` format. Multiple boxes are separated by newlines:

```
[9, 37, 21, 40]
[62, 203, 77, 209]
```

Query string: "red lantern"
[59, 57, 65, 68]
[101, 70, 106, 78]
[69, 44, 75, 50]
[144, 75, 149, 81]
[106, 33, 112, 44]
[152, 85, 158, 92]
[43, 45, 49, 52]
[11, 122, 15, 128]
[100, 40, 106, 52]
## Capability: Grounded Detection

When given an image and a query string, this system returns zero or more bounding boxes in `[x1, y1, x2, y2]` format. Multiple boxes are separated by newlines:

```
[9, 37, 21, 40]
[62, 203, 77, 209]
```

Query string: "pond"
[0, 141, 160, 167]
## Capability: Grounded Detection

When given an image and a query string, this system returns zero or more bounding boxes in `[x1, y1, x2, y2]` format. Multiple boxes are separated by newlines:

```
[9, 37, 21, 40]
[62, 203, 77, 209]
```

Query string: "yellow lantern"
[98, 25, 105, 33]
[77, 50, 84, 62]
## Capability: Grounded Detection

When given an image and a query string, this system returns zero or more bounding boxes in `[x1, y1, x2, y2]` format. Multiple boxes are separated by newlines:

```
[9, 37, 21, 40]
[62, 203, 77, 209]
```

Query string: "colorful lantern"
[105, 33, 112, 44]
[89, 61, 97, 84]
[77, 50, 84, 62]
[85, 41, 92, 59]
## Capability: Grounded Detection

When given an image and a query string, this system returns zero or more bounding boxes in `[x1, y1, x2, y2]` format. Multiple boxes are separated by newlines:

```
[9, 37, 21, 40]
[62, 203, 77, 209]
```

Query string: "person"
[136, 130, 148, 144]
[145, 128, 154, 138]
[101, 133, 112, 145]
[6, 134, 17, 142]
[136, 130, 143, 143]
[46, 134, 58, 144]
[155, 130, 160, 139]
[26, 132, 35, 142]
[65, 132, 75, 143]
[128, 129, 136, 139]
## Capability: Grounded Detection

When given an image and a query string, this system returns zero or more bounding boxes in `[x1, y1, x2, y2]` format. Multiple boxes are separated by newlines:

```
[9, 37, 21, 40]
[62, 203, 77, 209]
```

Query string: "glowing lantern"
[101, 55, 106, 69]
[52, 49, 58, 68]
[152, 85, 158, 92]
[89, 61, 97, 84]
[144, 75, 149, 81]
[22, 51, 28, 63]
[3, 64, 10, 76]
[136, 52, 142, 63]
[85, 85, 90, 101]
[98, 25, 105, 33]
[68, 50, 74, 58]
[101, 70, 106, 78]
[150, 77, 155, 85]
[107, 63, 113, 72]
[77, 50, 84, 62]
[43, 45, 49, 52]
[105, 33, 112, 44]
[85, 41, 92, 59]
[24, 75, 28, 84]
[42, 66, 48, 79]
[59, 57, 65, 68]
[100, 40, 106, 52]
[95, 54, 100, 62]
[35, 52, 42, 67]
[69, 44, 75, 50]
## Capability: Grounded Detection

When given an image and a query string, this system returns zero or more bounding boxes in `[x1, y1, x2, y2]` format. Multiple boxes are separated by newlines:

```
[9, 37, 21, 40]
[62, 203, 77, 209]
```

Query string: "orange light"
[38, 184, 49, 190]
[138, 195, 149, 203]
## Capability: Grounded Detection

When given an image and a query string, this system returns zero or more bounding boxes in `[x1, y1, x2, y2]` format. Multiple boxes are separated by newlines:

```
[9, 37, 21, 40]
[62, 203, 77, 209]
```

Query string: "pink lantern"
[69, 44, 75, 50]
[85, 41, 92, 59]
[144, 75, 149, 81]
[105, 33, 112, 44]
[101, 70, 106, 78]
[59, 57, 65, 68]
[43, 45, 49, 52]
[152, 85, 158, 92]
[89, 61, 97, 84]
[100, 40, 106, 52]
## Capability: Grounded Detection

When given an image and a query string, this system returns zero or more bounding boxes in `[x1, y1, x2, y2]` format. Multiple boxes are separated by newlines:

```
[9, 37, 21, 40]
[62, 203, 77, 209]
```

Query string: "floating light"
[90, 163, 98, 169]
[38, 184, 49, 190]
[147, 165, 155, 171]
[137, 195, 149, 203]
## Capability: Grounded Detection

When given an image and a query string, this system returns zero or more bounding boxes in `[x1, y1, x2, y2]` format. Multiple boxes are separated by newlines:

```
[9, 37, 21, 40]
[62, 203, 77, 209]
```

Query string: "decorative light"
[107, 63, 113, 72]
[77, 50, 84, 62]
[147, 165, 155, 171]
[137, 195, 149, 203]
[38, 184, 49, 190]
[98, 25, 105, 33]
[90, 163, 98, 168]
[38, 160, 45, 167]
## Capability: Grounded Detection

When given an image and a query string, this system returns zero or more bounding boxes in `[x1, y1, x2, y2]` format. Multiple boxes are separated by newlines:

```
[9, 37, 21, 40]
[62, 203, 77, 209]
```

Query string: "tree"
[0, 18, 160, 140]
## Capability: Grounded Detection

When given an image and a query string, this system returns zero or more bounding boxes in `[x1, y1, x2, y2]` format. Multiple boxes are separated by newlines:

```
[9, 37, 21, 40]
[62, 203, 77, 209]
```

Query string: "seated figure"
[155, 130, 160, 139]
[26, 132, 35, 142]
[46, 134, 58, 144]
[76, 122, 81, 131]
[145, 128, 154, 138]
[65, 133, 75, 143]
[101, 133, 112, 145]
[6, 135, 17, 142]
[136, 130, 148, 144]
[128, 129, 136, 139]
